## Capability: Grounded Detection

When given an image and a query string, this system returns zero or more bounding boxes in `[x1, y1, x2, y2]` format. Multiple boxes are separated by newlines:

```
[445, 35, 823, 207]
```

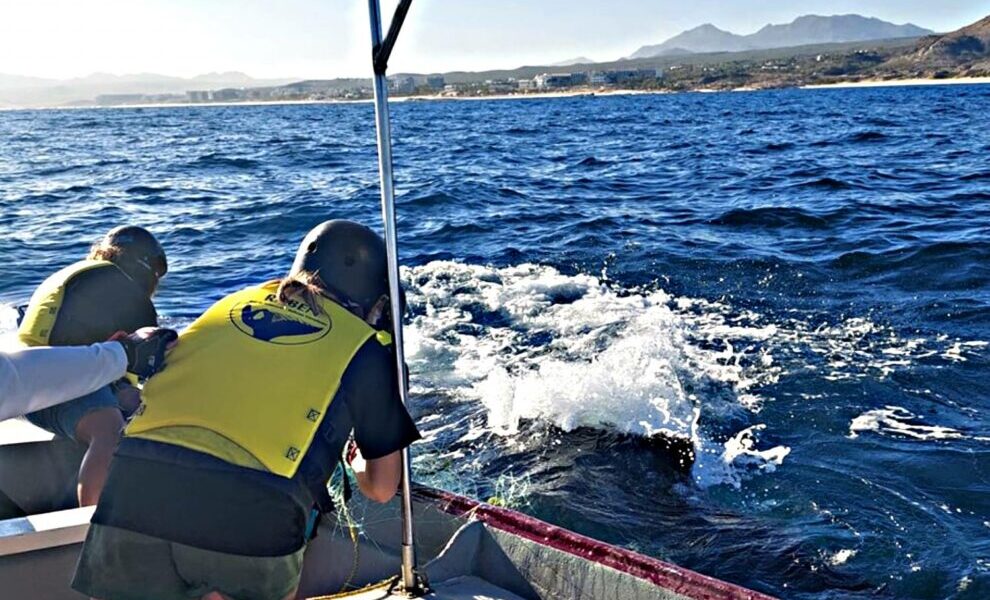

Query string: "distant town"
[90, 68, 668, 106]
[5, 13, 987, 109]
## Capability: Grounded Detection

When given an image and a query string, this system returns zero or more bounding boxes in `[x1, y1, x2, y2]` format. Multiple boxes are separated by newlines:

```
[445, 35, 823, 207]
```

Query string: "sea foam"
[403, 261, 788, 483]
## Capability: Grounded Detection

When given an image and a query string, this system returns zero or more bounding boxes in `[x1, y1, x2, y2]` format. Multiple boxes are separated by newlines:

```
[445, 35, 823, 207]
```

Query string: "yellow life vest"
[18, 260, 114, 347]
[125, 281, 383, 479]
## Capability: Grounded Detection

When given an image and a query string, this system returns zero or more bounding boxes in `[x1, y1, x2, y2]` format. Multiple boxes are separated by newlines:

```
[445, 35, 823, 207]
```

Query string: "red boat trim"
[412, 485, 775, 600]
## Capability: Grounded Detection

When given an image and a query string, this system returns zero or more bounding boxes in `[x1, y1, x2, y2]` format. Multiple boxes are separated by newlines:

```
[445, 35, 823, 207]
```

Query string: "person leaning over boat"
[0, 328, 176, 421]
[72, 220, 421, 600]
[18, 225, 167, 506]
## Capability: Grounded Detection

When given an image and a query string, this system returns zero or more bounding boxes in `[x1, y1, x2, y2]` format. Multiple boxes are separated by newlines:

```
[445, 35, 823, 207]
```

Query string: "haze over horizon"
[1, 0, 987, 81]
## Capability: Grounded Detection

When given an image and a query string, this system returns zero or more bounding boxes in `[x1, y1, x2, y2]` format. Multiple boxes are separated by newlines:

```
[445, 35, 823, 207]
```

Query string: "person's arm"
[343, 340, 421, 504]
[349, 447, 403, 504]
[0, 328, 177, 421]
[0, 342, 126, 421]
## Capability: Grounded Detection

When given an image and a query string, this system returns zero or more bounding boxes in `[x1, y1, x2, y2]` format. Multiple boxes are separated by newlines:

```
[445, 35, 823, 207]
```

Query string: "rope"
[306, 576, 398, 600]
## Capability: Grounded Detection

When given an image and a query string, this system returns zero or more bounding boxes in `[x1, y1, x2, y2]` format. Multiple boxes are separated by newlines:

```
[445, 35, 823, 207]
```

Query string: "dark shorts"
[24, 384, 118, 440]
[72, 523, 304, 600]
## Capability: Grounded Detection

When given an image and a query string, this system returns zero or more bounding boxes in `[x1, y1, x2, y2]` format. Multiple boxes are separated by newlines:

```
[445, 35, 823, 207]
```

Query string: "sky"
[1, 0, 988, 80]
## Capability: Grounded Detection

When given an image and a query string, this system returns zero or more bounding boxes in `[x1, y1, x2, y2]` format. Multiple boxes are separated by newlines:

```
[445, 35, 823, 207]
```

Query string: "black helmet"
[291, 220, 388, 314]
[96, 226, 167, 296]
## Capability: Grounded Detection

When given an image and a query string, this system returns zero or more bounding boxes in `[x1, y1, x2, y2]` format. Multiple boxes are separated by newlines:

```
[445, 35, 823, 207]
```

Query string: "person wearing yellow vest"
[73, 220, 421, 600]
[18, 225, 166, 507]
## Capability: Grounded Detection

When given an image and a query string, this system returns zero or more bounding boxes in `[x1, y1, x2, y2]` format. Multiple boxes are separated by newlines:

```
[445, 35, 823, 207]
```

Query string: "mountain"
[0, 73, 55, 91]
[630, 24, 751, 58]
[629, 14, 933, 59]
[749, 15, 931, 48]
[910, 14, 990, 67]
[551, 57, 595, 67]
[190, 71, 264, 86]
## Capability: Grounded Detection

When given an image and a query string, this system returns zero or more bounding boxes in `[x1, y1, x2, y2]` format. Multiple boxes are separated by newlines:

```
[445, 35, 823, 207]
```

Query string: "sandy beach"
[802, 76, 990, 89]
[5, 76, 990, 112]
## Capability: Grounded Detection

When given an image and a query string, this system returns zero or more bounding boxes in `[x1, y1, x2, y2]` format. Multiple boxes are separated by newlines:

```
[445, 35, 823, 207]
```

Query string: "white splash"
[828, 549, 858, 566]
[404, 262, 760, 441]
[693, 425, 791, 489]
[403, 261, 795, 486]
[849, 406, 987, 442]
[401, 260, 983, 486]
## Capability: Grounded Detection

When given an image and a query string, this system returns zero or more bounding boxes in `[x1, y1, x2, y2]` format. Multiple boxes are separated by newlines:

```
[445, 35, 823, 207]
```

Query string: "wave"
[405, 262, 738, 440]
[712, 206, 832, 229]
[402, 261, 792, 485]
[192, 153, 259, 169]
[404, 193, 450, 209]
[849, 406, 989, 443]
[31, 164, 87, 177]
[125, 185, 172, 195]
[744, 141, 795, 154]
[425, 222, 493, 237]
[791, 177, 860, 190]
[833, 241, 990, 275]
[575, 156, 611, 167]
[847, 131, 887, 143]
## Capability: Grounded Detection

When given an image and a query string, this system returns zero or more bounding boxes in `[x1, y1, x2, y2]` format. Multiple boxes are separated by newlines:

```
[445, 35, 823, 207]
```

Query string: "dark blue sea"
[2, 86, 989, 599]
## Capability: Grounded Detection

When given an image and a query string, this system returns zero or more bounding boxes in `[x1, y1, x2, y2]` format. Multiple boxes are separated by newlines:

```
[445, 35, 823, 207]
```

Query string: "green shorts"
[72, 523, 305, 600]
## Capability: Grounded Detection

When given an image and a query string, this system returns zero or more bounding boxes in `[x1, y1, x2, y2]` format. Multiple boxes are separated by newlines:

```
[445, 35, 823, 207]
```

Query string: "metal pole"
[366, 0, 422, 594]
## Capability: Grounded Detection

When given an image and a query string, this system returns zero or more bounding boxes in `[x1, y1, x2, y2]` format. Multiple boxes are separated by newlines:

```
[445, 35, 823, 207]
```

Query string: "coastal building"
[484, 79, 517, 94]
[97, 93, 183, 106]
[388, 76, 416, 95]
[212, 88, 242, 101]
[186, 90, 214, 102]
[534, 72, 587, 89]
[426, 75, 445, 90]
[589, 72, 608, 86]
[517, 78, 537, 91]
[604, 69, 659, 85]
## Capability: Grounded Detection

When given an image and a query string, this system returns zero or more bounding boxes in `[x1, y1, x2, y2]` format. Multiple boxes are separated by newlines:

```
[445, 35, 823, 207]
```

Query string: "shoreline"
[3, 76, 990, 111]
[801, 76, 990, 89]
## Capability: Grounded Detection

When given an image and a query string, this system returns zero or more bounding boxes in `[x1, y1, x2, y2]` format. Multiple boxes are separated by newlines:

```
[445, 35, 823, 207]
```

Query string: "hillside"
[912, 15, 990, 67]
[436, 38, 920, 85]
[630, 14, 932, 59]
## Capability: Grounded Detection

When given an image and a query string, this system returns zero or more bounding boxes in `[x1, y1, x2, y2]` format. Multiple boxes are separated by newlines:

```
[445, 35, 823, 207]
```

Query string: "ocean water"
[1, 86, 989, 599]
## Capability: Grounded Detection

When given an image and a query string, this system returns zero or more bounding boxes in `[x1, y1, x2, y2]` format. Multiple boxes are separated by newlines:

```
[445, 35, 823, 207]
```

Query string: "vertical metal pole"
[367, 0, 421, 594]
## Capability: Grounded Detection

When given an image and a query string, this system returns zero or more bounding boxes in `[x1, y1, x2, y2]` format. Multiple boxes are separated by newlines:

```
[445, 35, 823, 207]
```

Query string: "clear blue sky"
[1, 0, 987, 79]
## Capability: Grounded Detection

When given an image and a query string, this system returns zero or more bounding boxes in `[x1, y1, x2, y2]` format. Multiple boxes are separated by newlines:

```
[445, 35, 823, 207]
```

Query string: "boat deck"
[320, 576, 527, 600]
[0, 418, 774, 600]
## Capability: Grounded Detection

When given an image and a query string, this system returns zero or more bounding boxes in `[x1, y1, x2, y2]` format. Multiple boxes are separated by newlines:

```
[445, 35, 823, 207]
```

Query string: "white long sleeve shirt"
[0, 342, 127, 421]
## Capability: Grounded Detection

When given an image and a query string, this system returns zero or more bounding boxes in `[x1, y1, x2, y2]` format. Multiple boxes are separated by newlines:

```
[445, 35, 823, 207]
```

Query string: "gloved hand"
[111, 327, 179, 378]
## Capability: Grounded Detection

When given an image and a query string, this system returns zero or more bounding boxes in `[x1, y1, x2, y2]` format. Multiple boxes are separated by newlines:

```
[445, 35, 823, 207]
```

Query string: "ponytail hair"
[276, 271, 326, 317]
[88, 240, 123, 263]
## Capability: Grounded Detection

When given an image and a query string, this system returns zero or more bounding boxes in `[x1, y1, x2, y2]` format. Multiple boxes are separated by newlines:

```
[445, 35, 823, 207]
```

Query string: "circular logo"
[229, 300, 331, 345]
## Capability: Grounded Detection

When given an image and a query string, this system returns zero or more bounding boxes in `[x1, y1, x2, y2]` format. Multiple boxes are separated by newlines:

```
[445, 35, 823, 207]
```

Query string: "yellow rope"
[306, 461, 393, 600]
[306, 575, 397, 599]
[336, 492, 361, 594]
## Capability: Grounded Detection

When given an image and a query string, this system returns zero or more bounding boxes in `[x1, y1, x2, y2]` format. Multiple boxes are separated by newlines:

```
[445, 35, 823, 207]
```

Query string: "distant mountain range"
[551, 57, 595, 67]
[0, 71, 296, 108]
[629, 14, 933, 59]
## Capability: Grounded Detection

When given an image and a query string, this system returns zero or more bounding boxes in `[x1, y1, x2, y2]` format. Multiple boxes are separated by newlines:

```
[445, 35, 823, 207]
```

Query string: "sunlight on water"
[3, 87, 990, 598]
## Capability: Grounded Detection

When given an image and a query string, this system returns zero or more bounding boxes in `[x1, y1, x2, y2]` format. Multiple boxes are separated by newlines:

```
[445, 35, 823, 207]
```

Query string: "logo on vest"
[230, 300, 331, 345]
